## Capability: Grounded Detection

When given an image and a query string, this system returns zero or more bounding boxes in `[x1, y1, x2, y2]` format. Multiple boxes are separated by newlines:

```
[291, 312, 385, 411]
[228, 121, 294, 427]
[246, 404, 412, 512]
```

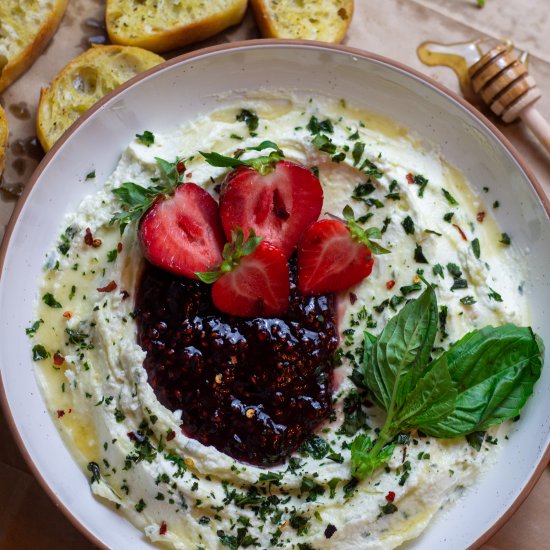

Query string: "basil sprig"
[352, 285, 544, 480]
[200, 141, 284, 176]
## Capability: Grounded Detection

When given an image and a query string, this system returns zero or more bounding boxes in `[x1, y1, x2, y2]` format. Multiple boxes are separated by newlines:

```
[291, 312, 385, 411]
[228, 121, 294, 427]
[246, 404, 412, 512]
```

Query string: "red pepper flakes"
[159, 521, 168, 536]
[349, 292, 358, 305]
[120, 290, 130, 300]
[84, 227, 94, 246]
[57, 410, 65, 418]
[84, 228, 102, 247]
[186, 172, 193, 178]
[63, 311, 72, 319]
[97, 281, 117, 293]
[53, 353, 65, 366]
[476, 211, 486, 223]
[117, 242, 123, 253]
[176, 161, 186, 174]
[406, 173, 414, 184]
[385, 491, 396, 502]
[166, 430, 176, 441]
[386, 280, 396, 290]
[453, 224, 468, 241]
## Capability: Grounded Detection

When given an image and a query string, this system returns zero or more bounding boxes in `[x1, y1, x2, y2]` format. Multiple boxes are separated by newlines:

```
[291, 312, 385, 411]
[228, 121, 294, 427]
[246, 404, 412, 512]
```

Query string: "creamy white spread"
[31, 95, 527, 549]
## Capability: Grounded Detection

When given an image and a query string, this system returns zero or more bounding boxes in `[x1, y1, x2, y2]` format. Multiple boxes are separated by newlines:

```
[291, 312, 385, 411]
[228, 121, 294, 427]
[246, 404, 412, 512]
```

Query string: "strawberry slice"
[297, 219, 375, 295]
[139, 183, 225, 279]
[219, 160, 323, 257]
[197, 229, 290, 317]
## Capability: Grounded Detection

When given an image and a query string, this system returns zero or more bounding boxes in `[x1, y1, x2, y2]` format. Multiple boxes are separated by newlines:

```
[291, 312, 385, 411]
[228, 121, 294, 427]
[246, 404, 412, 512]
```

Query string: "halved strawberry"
[139, 183, 225, 279]
[296, 205, 390, 295]
[219, 160, 323, 257]
[197, 229, 290, 317]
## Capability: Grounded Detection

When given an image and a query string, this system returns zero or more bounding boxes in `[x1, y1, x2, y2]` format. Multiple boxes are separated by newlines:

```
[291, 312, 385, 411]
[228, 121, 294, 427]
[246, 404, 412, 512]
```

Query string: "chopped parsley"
[136, 130, 155, 146]
[26, 319, 43, 336]
[42, 293, 62, 308]
[499, 233, 511, 245]
[471, 237, 481, 259]
[236, 109, 259, 134]
[442, 188, 459, 205]
[32, 344, 50, 361]
[401, 216, 415, 235]
[488, 287, 503, 302]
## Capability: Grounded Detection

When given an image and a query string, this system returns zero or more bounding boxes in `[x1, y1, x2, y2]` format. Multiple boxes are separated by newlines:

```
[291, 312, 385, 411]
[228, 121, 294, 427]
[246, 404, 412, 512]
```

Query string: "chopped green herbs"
[136, 130, 155, 147]
[442, 188, 459, 205]
[471, 238, 481, 259]
[107, 249, 118, 262]
[499, 233, 511, 245]
[32, 344, 50, 361]
[400, 283, 422, 295]
[414, 244, 429, 264]
[460, 296, 477, 305]
[488, 287, 503, 302]
[432, 264, 444, 278]
[401, 216, 415, 235]
[300, 435, 330, 460]
[26, 319, 43, 336]
[450, 278, 468, 291]
[352, 142, 365, 166]
[443, 212, 454, 223]
[42, 293, 62, 308]
[312, 134, 337, 154]
[307, 116, 333, 134]
[236, 109, 259, 134]
[85, 170, 96, 180]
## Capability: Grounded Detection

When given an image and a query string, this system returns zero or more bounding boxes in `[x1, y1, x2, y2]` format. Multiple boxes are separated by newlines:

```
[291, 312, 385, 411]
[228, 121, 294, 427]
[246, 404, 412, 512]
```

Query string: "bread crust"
[106, 0, 248, 53]
[0, 104, 7, 178]
[250, 0, 354, 43]
[0, 0, 69, 93]
[36, 45, 165, 151]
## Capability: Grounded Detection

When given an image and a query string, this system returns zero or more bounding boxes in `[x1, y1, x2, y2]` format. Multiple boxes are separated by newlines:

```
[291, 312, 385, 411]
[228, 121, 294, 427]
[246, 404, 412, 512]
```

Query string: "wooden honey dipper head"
[468, 44, 541, 123]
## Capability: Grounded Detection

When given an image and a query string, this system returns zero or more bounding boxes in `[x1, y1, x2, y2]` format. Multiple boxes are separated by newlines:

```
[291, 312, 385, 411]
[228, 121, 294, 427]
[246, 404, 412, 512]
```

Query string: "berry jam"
[135, 258, 339, 465]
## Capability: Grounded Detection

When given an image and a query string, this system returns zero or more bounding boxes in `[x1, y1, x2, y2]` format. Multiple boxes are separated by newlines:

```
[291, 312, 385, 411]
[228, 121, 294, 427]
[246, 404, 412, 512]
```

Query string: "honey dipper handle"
[520, 104, 550, 155]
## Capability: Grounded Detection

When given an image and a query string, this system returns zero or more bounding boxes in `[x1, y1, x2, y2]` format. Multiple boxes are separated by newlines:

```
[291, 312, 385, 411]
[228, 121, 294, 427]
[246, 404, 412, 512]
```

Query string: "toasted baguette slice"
[106, 0, 248, 53]
[0, 0, 69, 93]
[251, 0, 354, 43]
[0, 104, 7, 178]
[37, 45, 165, 151]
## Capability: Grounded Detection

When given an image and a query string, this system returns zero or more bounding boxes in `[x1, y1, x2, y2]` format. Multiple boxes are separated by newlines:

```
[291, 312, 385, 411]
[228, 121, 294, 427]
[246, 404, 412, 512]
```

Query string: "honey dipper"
[468, 43, 550, 154]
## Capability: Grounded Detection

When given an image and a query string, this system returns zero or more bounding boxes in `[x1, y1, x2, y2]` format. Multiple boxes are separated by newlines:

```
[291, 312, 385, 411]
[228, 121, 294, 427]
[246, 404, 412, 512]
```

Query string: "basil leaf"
[393, 355, 457, 429]
[421, 325, 544, 437]
[364, 285, 438, 411]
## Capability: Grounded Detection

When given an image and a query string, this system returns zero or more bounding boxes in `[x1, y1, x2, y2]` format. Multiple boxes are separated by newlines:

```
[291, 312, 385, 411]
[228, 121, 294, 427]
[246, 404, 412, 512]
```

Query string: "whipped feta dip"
[30, 94, 527, 550]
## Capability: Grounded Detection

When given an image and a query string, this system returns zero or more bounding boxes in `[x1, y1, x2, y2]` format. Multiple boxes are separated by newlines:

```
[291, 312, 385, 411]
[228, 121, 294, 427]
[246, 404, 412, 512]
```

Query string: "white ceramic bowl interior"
[0, 43, 549, 550]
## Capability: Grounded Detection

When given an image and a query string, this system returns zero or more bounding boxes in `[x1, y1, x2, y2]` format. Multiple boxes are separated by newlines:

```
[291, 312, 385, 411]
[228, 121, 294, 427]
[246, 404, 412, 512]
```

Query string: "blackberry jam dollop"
[135, 257, 339, 465]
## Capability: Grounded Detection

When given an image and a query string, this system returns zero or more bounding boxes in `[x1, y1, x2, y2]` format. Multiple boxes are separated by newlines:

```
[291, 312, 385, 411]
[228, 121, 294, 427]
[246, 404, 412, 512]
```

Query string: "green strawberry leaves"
[200, 141, 285, 176]
[195, 227, 263, 284]
[342, 205, 390, 255]
[111, 157, 185, 233]
[351, 284, 544, 480]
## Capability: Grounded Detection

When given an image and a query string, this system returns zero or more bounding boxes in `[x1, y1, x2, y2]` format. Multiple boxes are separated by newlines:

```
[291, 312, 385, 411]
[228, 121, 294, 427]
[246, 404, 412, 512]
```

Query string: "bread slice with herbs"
[106, 0, 248, 53]
[0, 0, 69, 92]
[37, 45, 165, 151]
[0, 104, 8, 178]
[251, 0, 354, 43]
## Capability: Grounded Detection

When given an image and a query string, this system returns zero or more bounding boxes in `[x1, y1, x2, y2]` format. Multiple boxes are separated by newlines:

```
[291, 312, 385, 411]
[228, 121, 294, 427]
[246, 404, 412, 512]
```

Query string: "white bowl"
[0, 41, 549, 550]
